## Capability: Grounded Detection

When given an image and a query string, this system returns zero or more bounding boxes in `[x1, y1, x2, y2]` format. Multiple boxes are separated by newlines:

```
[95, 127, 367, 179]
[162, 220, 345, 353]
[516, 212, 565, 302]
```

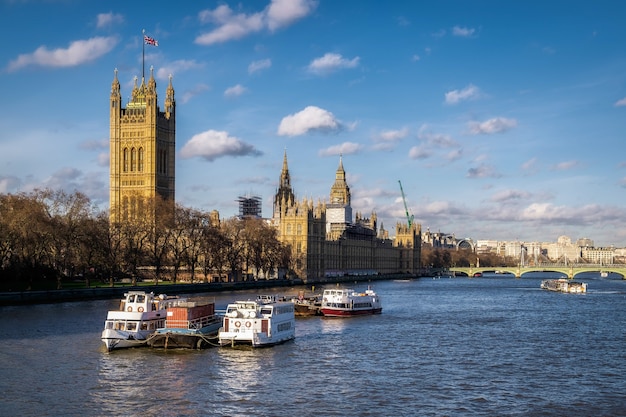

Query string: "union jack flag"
[144, 35, 158, 47]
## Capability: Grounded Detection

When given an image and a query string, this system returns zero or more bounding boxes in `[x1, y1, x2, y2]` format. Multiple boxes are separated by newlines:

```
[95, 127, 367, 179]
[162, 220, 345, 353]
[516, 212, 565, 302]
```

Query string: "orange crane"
[398, 180, 414, 229]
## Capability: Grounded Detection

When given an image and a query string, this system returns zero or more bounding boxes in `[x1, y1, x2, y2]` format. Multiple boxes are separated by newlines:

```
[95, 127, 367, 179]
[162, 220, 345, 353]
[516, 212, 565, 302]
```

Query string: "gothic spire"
[330, 155, 351, 205]
[273, 149, 295, 219]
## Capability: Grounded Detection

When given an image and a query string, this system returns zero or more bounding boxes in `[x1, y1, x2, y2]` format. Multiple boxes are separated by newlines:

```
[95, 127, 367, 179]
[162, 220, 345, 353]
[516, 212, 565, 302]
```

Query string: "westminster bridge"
[448, 264, 626, 279]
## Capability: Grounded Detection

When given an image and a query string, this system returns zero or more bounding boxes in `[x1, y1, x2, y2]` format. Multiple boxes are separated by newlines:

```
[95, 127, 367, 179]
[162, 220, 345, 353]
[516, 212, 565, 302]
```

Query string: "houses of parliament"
[108, 69, 421, 282]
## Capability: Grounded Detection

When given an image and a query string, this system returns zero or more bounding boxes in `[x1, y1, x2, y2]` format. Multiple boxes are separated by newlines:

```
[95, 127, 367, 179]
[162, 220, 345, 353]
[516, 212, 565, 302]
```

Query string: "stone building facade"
[109, 67, 175, 224]
[272, 152, 421, 282]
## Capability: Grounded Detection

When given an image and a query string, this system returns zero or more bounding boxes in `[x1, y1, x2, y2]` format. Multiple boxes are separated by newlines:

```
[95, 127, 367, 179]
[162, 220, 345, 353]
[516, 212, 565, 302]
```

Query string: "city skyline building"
[272, 152, 421, 281]
[109, 67, 175, 224]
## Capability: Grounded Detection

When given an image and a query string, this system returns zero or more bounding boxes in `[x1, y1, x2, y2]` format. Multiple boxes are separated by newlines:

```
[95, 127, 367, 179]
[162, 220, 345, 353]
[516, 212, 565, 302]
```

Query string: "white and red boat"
[320, 286, 382, 317]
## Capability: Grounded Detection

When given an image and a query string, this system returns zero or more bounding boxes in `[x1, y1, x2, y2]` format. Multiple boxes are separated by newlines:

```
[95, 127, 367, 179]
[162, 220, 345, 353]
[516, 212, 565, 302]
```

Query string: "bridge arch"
[448, 265, 626, 279]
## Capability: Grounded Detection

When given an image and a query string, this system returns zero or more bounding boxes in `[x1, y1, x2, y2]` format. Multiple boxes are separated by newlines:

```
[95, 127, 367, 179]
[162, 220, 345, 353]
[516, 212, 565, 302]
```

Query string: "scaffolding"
[237, 195, 262, 219]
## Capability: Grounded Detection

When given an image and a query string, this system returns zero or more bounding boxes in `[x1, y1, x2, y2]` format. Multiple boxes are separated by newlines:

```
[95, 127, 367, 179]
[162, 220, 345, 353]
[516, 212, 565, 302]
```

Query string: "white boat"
[540, 279, 588, 293]
[218, 297, 295, 347]
[101, 291, 183, 351]
[147, 300, 222, 349]
[320, 286, 382, 317]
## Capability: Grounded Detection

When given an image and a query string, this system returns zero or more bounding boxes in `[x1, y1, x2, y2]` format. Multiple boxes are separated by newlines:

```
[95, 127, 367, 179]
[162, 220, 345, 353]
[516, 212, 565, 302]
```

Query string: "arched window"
[138, 147, 144, 172]
[131, 148, 136, 172]
[123, 148, 129, 172]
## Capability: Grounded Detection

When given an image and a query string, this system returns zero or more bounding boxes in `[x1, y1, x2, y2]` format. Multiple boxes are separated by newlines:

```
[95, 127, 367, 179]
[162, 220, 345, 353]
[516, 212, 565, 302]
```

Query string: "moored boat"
[101, 291, 183, 351]
[218, 297, 295, 347]
[541, 278, 587, 293]
[147, 300, 222, 349]
[292, 290, 322, 316]
[320, 286, 382, 317]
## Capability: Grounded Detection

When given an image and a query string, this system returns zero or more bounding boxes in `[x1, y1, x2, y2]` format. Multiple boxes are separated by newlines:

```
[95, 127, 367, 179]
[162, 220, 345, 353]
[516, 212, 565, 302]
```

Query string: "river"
[1, 276, 625, 416]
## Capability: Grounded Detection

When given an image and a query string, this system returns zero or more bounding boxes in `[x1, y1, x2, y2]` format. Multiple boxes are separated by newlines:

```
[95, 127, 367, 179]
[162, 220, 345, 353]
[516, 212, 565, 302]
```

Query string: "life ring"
[235, 321, 241, 328]
[245, 321, 252, 328]
[138, 307, 144, 313]
[127, 306, 132, 312]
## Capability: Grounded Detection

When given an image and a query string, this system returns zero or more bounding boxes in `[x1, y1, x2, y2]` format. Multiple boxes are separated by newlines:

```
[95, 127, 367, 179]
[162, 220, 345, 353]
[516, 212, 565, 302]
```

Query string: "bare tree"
[221, 218, 245, 282]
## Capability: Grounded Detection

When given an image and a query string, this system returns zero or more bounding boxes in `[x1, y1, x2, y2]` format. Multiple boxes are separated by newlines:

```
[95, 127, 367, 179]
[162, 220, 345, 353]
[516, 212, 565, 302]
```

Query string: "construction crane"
[398, 180, 414, 229]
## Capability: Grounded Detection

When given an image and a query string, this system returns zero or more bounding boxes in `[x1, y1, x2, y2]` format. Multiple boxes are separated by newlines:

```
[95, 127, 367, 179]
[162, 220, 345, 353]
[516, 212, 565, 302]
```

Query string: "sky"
[2, 0, 626, 247]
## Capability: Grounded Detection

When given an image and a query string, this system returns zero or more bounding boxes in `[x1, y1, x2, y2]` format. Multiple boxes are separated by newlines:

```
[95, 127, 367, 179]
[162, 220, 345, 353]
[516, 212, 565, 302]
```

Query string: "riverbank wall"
[0, 273, 418, 306]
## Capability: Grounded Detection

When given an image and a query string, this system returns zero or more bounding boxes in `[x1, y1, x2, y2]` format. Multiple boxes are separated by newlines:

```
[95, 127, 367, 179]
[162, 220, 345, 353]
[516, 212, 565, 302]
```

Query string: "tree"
[145, 196, 175, 284]
[221, 218, 245, 282]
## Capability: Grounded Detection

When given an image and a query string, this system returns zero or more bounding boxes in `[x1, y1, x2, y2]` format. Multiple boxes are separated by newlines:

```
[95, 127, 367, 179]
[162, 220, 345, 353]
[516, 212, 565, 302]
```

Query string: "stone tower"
[109, 67, 175, 224]
[272, 150, 295, 223]
[326, 156, 352, 238]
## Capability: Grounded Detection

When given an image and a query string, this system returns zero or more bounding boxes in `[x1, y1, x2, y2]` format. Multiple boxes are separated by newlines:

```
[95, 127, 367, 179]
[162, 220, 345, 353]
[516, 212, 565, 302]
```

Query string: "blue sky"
[2, 0, 626, 247]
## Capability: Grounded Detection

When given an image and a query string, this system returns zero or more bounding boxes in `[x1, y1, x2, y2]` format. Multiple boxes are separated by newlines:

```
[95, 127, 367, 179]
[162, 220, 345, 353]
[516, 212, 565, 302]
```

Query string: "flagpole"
[142, 29, 145, 81]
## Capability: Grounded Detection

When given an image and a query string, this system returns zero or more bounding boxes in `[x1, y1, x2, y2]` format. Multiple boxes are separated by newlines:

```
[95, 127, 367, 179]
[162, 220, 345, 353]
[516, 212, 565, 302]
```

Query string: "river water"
[1, 276, 625, 416]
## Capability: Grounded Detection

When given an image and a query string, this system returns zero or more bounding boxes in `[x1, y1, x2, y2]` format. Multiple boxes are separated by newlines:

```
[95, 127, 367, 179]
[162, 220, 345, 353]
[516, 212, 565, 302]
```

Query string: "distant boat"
[291, 290, 322, 316]
[541, 279, 587, 293]
[320, 286, 382, 317]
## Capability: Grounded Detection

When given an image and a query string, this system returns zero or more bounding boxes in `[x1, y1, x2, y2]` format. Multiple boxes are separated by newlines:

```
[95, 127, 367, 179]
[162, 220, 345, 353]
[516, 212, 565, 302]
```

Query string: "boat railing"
[166, 315, 220, 330]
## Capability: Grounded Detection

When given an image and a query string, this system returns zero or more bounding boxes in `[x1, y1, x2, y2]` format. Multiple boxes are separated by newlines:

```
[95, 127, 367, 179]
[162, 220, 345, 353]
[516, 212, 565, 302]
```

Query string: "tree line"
[421, 245, 521, 269]
[0, 190, 292, 291]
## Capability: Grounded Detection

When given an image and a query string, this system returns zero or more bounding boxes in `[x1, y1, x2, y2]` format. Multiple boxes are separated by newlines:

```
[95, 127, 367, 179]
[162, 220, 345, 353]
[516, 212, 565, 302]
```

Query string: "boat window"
[137, 294, 145, 303]
[128, 295, 135, 303]
[260, 308, 272, 315]
[105, 321, 113, 329]
[140, 323, 148, 331]
[126, 322, 137, 331]
[114, 322, 123, 330]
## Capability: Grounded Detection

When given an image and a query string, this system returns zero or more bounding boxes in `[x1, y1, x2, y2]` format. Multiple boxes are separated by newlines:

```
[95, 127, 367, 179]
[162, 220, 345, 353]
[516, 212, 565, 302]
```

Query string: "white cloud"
[408, 146, 431, 160]
[468, 117, 518, 135]
[78, 139, 108, 151]
[156, 60, 203, 80]
[417, 126, 458, 148]
[378, 128, 409, 142]
[196, 5, 264, 45]
[520, 203, 569, 221]
[445, 84, 481, 104]
[446, 149, 463, 161]
[180, 130, 262, 161]
[467, 164, 501, 178]
[551, 160, 579, 171]
[319, 142, 363, 157]
[614, 97, 626, 107]
[277, 106, 341, 136]
[7, 36, 118, 72]
[452, 25, 476, 37]
[307, 53, 360, 75]
[491, 189, 531, 203]
[224, 84, 248, 98]
[180, 84, 210, 104]
[521, 157, 538, 172]
[248, 58, 272, 74]
[196, 0, 316, 45]
[372, 128, 409, 151]
[0, 176, 20, 194]
[97, 152, 109, 167]
[96, 12, 123, 28]
[266, 0, 318, 31]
